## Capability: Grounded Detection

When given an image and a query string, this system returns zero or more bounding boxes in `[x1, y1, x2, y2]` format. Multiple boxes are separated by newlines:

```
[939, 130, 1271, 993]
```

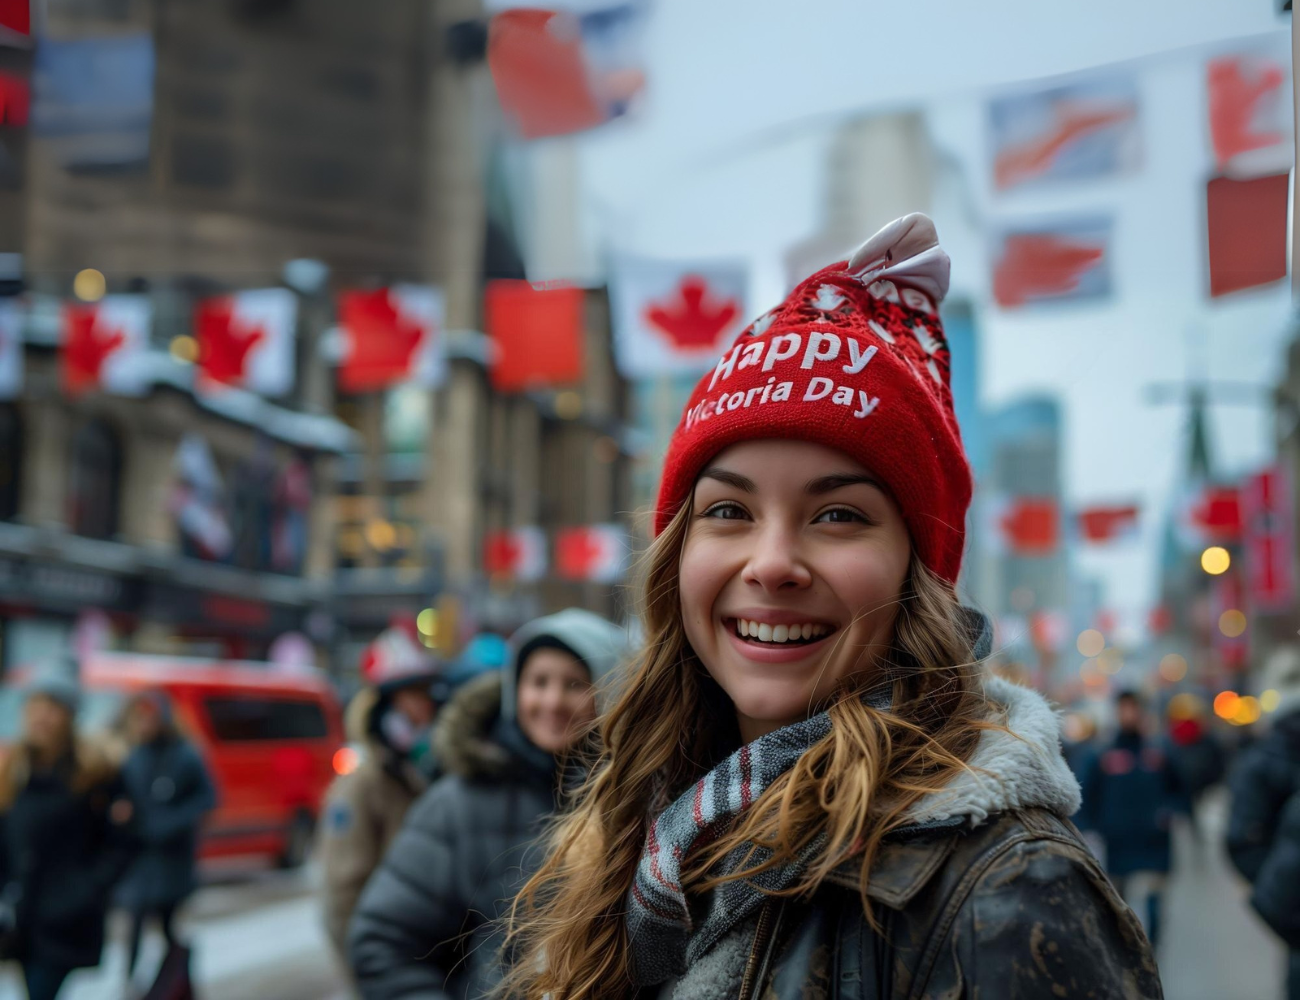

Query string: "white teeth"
[733, 619, 831, 643]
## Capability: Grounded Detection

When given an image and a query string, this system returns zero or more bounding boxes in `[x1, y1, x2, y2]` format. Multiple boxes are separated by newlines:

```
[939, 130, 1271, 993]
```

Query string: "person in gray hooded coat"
[347, 608, 627, 1000]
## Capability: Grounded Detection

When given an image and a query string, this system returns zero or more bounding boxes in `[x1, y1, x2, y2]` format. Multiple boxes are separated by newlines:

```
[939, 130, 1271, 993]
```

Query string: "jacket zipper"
[738, 899, 784, 1000]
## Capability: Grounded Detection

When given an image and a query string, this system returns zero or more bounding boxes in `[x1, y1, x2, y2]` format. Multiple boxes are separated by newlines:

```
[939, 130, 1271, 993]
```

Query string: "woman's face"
[515, 647, 596, 754]
[24, 695, 73, 756]
[679, 439, 911, 742]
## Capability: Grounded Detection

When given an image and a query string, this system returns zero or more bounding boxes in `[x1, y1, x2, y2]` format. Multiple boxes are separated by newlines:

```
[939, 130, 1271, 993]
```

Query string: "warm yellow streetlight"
[73, 268, 106, 302]
[1218, 609, 1247, 638]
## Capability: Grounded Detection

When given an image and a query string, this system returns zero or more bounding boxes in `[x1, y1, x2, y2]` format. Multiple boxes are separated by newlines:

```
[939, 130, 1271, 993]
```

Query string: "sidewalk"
[1159, 789, 1286, 1000]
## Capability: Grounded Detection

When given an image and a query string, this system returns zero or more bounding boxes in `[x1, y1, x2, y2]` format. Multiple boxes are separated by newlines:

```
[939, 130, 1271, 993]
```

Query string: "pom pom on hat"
[654, 213, 972, 585]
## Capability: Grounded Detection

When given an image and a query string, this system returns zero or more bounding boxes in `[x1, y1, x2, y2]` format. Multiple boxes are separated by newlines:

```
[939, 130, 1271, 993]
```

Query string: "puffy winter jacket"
[1227, 708, 1300, 949]
[117, 733, 216, 912]
[347, 671, 557, 1000]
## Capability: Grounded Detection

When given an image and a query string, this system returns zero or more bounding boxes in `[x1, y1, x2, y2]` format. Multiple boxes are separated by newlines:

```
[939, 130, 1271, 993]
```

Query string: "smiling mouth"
[726, 617, 837, 647]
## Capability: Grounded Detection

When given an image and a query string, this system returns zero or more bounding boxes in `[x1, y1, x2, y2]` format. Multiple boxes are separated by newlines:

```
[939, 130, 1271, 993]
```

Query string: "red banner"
[1242, 465, 1295, 614]
[995, 497, 1059, 555]
[1076, 504, 1139, 544]
[484, 281, 584, 392]
[1206, 173, 1289, 298]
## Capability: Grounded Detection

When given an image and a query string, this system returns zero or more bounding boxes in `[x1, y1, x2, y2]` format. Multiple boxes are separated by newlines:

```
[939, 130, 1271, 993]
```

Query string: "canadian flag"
[984, 496, 1060, 555]
[1075, 504, 1140, 545]
[338, 285, 445, 393]
[1208, 48, 1292, 177]
[0, 298, 21, 400]
[609, 257, 747, 378]
[556, 523, 627, 582]
[195, 288, 297, 397]
[1242, 465, 1295, 613]
[1177, 483, 1242, 548]
[61, 295, 151, 396]
[483, 526, 547, 583]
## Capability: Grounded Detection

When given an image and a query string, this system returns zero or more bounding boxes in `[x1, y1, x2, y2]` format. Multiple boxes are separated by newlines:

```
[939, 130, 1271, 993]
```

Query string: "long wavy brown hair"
[501, 498, 991, 1000]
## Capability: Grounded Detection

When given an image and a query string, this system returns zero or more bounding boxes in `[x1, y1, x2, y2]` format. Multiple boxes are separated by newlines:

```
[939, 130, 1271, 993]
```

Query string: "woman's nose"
[741, 523, 812, 591]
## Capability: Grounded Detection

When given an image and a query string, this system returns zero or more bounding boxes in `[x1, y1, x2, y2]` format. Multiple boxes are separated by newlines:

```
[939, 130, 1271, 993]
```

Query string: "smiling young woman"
[502, 215, 1162, 1000]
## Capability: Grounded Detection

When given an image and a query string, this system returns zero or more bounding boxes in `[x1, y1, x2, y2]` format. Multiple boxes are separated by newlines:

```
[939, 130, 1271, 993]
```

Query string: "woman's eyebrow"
[698, 468, 756, 492]
[805, 473, 883, 495]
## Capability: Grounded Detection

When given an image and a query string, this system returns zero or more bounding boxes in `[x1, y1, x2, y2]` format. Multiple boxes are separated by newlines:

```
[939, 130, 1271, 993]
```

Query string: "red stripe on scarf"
[646, 823, 679, 892]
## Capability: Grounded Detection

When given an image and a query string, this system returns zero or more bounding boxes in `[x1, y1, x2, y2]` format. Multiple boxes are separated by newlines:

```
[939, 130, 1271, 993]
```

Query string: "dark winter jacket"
[648, 675, 1162, 1000]
[117, 733, 216, 912]
[1077, 729, 1187, 876]
[347, 671, 559, 1000]
[1227, 708, 1300, 949]
[0, 741, 133, 969]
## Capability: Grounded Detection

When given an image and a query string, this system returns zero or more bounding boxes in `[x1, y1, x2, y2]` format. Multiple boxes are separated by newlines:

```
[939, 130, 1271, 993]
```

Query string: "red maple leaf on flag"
[197, 297, 265, 388]
[62, 305, 125, 395]
[484, 532, 522, 577]
[993, 233, 1104, 308]
[556, 528, 604, 580]
[643, 276, 740, 351]
[1209, 56, 1286, 170]
[995, 103, 1133, 189]
[339, 289, 425, 393]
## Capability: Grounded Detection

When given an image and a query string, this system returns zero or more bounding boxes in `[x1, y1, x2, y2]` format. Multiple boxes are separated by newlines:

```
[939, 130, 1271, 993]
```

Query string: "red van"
[0, 653, 345, 869]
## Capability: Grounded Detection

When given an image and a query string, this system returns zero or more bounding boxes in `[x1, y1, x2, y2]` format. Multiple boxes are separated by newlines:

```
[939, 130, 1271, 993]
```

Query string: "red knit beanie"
[654, 213, 972, 585]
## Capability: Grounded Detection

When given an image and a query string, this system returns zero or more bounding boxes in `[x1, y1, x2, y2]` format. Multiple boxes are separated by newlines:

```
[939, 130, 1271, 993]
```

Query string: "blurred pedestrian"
[1164, 699, 1225, 848]
[498, 216, 1160, 999]
[1078, 689, 1189, 946]
[117, 691, 216, 993]
[1227, 646, 1300, 999]
[318, 624, 442, 960]
[347, 608, 627, 1000]
[0, 671, 133, 1000]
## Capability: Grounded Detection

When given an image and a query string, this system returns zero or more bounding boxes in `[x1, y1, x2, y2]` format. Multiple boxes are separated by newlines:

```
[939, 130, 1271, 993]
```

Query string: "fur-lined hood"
[902, 672, 1081, 828]
[433, 671, 518, 781]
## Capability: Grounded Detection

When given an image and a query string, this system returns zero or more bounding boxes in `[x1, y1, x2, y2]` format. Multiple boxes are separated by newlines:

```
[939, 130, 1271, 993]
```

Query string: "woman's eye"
[815, 507, 868, 525]
[700, 502, 748, 520]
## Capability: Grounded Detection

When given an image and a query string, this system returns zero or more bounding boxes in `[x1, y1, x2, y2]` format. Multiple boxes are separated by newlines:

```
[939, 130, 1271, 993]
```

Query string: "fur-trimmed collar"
[433, 671, 520, 781]
[902, 673, 1081, 827]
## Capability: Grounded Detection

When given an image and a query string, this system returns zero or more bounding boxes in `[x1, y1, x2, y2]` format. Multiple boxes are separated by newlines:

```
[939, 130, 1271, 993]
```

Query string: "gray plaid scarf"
[625, 709, 837, 986]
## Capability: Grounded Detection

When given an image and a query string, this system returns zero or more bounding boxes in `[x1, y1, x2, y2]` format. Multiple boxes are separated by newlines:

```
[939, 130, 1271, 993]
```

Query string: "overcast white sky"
[561, 0, 1293, 619]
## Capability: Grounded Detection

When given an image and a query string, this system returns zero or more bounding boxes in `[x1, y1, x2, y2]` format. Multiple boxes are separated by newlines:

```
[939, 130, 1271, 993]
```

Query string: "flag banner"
[992, 217, 1111, 309]
[1242, 465, 1295, 614]
[337, 285, 445, 394]
[484, 280, 585, 392]
[169, 434, 232, 562]
[1208, 46, 1293, 177]
[32, 34, 155, 170]
[1076, 504, 1140, 545]
[1211, 568, 1248, 669]
[60, 295, 151, 396]
[196, 288, 297, 397]
[483, 526, 548, 582]
[984, 495, 1060, 556]
[488, 4, 646, 140]
[988, 76, 1140, 192]
[555, 523, 627, 582]
[1178, 482, 1243, 549]
[1206, 173, 1289, 298]
[610, 256, 748, 378]
[0, 297, 20, 399]
[0, 0, 28, 42]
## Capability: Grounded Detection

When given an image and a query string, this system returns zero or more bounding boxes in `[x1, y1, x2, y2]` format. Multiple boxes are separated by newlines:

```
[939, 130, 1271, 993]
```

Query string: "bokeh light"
[169, 334, 198, 363]
[1230, 696, 1261, 727]
[416, 607, 438, 637]
[1168, 692, 1204, 721]
[554, 390, 583, 419]
[1076, 628, 1105, 658]
[1260, 689, 1281, 713]
[1097, 647, 1124, 675]
[364, 519, 398, 552]
[1213, 690, 1240, 720]
[1200, 546, 1231, 575]
[332, 747, 359, 776]
[1158, 653, 1188, 683]
[1218, 609, 1246, 638]
[73, 267, 106, 302]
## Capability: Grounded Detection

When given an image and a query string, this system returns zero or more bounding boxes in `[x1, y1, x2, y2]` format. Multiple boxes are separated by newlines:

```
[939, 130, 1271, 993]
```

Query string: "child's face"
[679, 439, 911, 743]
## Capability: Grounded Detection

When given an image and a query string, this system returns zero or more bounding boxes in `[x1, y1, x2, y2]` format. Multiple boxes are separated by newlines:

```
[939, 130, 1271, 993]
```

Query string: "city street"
[0, 867, 348, 1000]
[0, 792, 1278, 999]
